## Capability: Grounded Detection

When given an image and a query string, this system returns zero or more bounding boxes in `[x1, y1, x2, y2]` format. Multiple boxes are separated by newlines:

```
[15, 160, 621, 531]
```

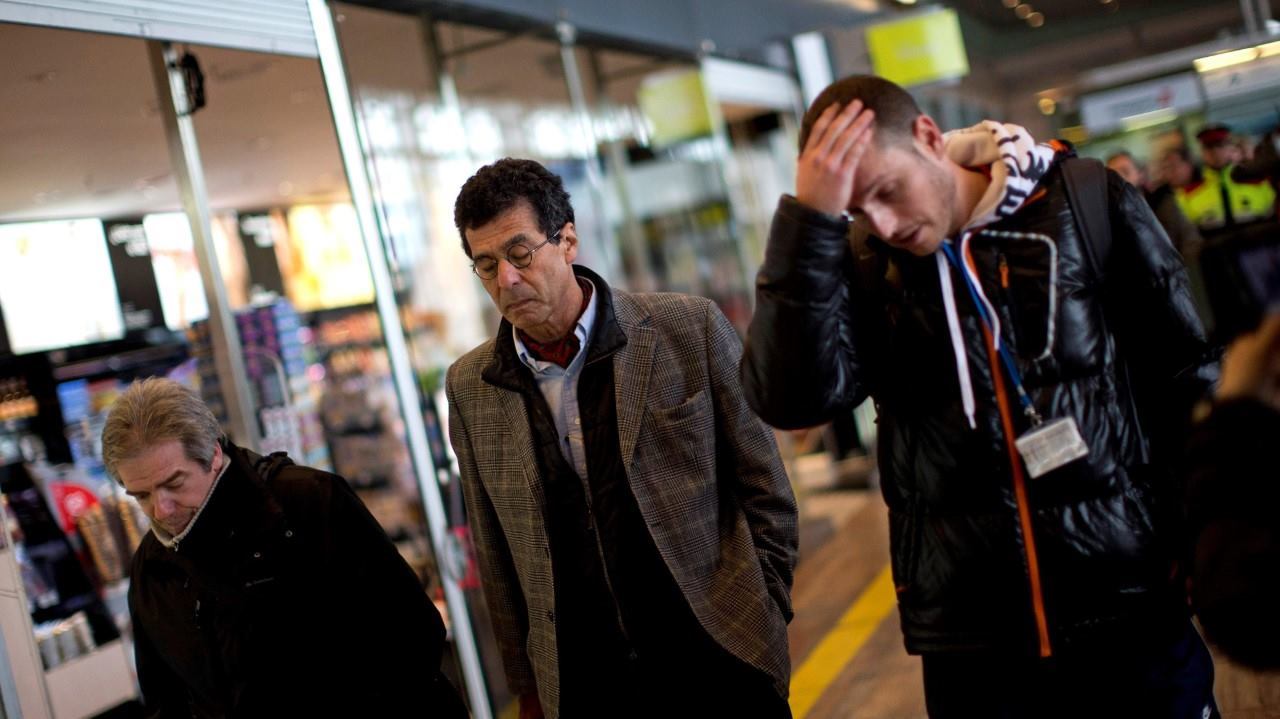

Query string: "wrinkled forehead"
[466, 202, 540, 256]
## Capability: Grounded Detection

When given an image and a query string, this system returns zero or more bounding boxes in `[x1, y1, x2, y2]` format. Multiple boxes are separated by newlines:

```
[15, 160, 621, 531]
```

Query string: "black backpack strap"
[1059, 156, 1113, 285]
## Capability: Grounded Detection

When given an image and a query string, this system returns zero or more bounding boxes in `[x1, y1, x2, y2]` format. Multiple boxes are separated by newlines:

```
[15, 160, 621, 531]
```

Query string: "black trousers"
[559, 641, 790, 719]
[921, 620, 1219, 719]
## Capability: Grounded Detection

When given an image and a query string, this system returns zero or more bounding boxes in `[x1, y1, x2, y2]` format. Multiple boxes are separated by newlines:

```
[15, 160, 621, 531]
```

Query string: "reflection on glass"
[142, 212, 248, 329]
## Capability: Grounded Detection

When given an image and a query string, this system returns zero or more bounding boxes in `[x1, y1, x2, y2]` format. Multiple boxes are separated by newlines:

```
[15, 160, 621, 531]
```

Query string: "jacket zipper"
[577, 477, 634, 651]
[968, 244, 1052, 657]
[995, 252, 1020, 352]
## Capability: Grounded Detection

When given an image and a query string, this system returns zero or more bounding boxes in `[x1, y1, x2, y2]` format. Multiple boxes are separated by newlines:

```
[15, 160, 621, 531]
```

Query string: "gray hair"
[101, 377, 224, 484]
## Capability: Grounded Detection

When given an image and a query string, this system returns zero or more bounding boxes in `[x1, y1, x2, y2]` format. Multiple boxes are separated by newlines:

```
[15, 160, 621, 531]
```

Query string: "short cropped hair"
[799, 75, 924, 153]
[453, 158, 575, 259]
[101, 377, 222, 484]
[1105, 151, 1135, 165]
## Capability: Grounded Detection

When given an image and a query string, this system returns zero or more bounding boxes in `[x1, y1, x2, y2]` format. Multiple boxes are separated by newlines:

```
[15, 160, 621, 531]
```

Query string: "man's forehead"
[467, 205, 539, 251]
[851, 146, 909, 202]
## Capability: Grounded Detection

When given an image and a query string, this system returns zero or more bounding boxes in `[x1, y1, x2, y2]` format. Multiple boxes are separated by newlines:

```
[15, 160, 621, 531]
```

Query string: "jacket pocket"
[648, 389, 710, 424]
[973, 232, 1057, 363]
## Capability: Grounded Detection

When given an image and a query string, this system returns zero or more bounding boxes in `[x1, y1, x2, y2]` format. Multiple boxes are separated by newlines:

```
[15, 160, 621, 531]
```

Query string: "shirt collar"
[513, 277, 599, 375]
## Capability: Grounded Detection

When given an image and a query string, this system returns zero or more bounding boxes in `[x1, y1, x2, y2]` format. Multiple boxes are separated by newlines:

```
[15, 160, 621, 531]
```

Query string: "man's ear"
[912, 115, 946, 160]
[560, 222, 578, 264]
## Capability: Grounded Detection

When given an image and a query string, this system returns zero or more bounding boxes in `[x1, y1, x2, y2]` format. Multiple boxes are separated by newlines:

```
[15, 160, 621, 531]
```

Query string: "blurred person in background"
[1159, 146, 1197, 192]
[1107, 150, 1202, 257]
[1186, 313, 1280, 670]
[1176, 124, 1277, 241]
[741, 74, 1219, 718]
[103, 378, 466, 718]
[446, 159, 796, 719]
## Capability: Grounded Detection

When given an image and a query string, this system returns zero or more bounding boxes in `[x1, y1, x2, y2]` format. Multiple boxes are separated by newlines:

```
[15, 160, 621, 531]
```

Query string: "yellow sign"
[637, 69, 716, 148]
[866, 9, 969, 88]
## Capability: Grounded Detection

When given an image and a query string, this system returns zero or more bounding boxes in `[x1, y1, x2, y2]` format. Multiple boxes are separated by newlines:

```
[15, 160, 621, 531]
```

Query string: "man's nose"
[153, 495, 175, 520]
[866, 206, 897, 240]
[496, 259, 522, 288]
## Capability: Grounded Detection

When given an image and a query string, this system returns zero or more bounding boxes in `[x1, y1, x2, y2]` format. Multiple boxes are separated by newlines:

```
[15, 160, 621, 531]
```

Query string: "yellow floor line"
[789, 565, 898, 718]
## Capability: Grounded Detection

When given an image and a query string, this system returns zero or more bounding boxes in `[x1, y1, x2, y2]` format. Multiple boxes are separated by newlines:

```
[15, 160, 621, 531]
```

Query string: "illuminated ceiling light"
[1194, 46, 1262, 73]
[1120, 108, 1178, 132]
[1015, 4, 1034, 20]
[1003, 0, 1019, 7]
[1027, 12, 1045, 27]
[1038, 97, 1057, 115]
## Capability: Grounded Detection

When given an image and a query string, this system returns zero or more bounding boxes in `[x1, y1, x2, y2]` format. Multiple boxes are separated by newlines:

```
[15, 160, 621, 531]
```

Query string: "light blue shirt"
[513, 279, 599, 479]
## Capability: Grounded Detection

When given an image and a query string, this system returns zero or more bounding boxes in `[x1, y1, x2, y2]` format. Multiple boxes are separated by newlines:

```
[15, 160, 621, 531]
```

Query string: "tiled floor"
[791, 486, 1280, 719]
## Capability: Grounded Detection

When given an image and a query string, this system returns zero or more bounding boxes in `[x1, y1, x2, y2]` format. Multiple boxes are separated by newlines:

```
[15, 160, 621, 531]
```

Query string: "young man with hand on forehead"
[741, 75, 1219, 718]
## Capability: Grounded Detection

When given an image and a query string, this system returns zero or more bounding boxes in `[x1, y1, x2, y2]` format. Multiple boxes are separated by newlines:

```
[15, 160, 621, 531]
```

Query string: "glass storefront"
[0, 17, 480, 716]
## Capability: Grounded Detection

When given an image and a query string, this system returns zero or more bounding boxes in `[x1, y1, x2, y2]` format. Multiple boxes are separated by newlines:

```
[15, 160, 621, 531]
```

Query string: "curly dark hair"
[453, 158, 575, 259]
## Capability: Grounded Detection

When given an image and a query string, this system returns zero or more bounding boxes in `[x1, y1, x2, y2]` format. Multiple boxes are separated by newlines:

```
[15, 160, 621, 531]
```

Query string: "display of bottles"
[0, 378, 38, 422]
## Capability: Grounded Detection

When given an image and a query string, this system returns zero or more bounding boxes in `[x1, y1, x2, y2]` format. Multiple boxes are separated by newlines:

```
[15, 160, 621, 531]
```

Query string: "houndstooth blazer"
[446, 270, 797, 719]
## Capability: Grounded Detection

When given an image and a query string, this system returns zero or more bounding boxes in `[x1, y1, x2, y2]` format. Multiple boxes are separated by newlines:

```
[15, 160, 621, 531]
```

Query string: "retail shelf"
[45, 639, 137, 719]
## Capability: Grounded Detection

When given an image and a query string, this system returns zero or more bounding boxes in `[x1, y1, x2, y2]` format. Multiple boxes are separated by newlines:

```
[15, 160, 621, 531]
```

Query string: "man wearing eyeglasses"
[446, 158, 797, 719]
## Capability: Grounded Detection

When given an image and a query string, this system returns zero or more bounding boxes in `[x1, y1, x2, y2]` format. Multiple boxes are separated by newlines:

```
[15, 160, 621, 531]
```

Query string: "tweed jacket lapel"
[610, 294, 655, 476]
[479, 320, 546, 516]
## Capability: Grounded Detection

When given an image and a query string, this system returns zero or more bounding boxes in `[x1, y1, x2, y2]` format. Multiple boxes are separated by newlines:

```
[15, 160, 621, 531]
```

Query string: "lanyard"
[940, 240, 1043, 426]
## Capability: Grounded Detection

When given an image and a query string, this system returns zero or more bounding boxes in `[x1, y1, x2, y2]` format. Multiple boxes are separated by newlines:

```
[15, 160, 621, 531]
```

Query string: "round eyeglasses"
[471, 231, 559, 280]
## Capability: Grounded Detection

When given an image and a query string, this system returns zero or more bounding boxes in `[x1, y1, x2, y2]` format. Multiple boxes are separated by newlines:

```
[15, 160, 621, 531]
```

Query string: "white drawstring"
[959, 232, 1005, 353]
[937, 245, 976, 429]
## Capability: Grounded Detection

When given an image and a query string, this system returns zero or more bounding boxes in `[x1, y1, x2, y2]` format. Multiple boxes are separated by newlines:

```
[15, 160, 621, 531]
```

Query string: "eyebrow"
[126, 470, 184, 498]
[474, 233, 532, 260]
[854, 175, 889, 209]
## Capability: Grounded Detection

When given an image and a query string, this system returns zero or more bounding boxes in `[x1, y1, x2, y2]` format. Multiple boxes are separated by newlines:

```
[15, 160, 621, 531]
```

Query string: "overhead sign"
[866, 9, 969, 88]
[1080, 73, 1203, 134]
[1200, 53, 1280, 102]
[637, 69, 716, 148]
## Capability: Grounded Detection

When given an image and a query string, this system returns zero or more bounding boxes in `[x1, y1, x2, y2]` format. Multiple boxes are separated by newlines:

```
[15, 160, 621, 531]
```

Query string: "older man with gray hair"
[104, 377, 465, 718]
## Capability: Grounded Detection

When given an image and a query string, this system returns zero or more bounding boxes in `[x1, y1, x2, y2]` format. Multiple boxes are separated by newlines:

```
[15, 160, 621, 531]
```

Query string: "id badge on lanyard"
[941, 237, 1089, 478]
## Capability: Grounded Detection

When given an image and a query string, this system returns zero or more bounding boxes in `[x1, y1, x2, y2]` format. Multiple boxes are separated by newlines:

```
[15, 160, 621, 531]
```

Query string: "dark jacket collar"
[481, 265, 628, 392]
[161, 442, 287, 560]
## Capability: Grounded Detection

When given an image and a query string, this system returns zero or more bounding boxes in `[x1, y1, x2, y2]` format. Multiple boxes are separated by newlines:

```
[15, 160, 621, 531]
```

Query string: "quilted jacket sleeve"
[740, 195, 874, 429]
[1104, 170, 1219, 454]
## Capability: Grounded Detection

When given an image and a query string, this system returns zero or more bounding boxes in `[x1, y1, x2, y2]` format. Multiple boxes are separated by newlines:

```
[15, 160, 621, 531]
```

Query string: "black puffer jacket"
[129, 443, 467, 718]
[741, 161, 1217, 656]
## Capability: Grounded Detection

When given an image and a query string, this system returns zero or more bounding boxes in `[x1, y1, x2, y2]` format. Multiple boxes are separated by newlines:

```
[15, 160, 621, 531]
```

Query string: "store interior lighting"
[1193, 39, 1280, 73]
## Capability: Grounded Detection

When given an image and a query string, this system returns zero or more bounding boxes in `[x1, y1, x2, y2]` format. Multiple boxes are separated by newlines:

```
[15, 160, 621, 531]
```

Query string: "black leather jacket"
[742, 161, 1217, 655]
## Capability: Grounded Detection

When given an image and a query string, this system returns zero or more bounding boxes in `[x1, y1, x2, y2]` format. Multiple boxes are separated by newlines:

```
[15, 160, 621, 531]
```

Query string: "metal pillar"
[1242, 0, 1261, 35]
[147, 41, 258, 449]
[306, 3, 492, 718]
[557, 21, 625, 285]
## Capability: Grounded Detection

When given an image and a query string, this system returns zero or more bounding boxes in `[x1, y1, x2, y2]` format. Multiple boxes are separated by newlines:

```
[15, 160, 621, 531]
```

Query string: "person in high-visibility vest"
[1175, 124, 1277, 240]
